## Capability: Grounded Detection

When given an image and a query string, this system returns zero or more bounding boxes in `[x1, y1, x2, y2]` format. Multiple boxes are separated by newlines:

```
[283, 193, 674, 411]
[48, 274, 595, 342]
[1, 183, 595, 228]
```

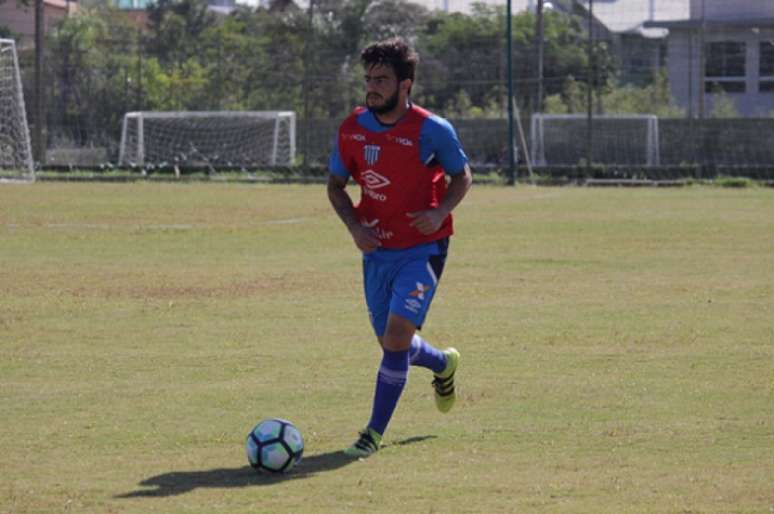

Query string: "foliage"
[600, 70, 685, 117]
[713, 175, 757, 188]
[46, 7, 139, 145]
[39, 0, 627, 149]
[709, 89, 740, 118]
[416, 6, 593, 116]
[0, 24, 15, 39]
[544, 70, 686, 117]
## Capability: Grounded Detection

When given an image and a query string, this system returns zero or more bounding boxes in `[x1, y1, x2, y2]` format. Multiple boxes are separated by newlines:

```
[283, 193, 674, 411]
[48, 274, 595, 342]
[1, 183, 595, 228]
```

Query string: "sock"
[408, 333, 447, 374]
[366, 348, 409, 436]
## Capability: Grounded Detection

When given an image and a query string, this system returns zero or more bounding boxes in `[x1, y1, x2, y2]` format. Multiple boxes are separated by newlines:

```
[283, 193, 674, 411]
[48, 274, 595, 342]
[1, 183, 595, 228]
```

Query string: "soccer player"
[327, 37, 473, 458]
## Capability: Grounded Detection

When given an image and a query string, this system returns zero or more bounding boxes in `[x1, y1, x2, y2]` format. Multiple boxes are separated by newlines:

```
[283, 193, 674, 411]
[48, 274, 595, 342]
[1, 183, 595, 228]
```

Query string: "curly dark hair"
[360, 37, 419, 83]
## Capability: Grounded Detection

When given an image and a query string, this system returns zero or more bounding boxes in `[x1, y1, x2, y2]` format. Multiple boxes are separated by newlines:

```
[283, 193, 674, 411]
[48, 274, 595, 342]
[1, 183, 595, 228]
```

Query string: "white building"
[646, 0, 774, 116]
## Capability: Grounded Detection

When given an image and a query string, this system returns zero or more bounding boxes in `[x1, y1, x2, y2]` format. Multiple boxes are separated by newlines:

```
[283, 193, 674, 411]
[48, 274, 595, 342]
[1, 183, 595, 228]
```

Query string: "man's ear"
[401, 78, 413, 96]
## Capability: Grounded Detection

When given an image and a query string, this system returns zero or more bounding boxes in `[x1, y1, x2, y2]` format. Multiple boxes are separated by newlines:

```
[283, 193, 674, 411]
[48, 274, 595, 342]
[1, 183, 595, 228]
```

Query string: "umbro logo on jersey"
[364, 145, 381, 166]
[361, 170, 391, 189]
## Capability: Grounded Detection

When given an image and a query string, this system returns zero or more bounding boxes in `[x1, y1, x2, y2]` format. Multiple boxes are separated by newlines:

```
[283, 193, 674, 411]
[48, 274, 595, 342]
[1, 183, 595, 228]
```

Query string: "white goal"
[118, 111, 296, 170]
[531, 113, 660, 167]
[0, 39, 34, 181]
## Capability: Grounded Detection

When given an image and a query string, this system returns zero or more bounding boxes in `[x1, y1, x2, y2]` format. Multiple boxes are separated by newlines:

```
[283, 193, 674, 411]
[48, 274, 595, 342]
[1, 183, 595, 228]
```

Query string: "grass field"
[1, 183, 773, 514]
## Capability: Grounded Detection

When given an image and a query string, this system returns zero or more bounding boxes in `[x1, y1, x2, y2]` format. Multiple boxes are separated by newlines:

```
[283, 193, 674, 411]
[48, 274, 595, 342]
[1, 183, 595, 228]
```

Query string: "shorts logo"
[405, 299, 422, 313]
[409, 283, 433, 301]
[364, 145, 381, 166]
[361, 170, 391, 190]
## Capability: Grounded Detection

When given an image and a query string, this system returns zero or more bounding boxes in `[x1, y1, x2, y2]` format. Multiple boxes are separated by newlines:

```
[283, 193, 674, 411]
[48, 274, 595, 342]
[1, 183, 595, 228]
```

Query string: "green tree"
[709, 89, 740, 118]
[145, 0, 218, 66]
[545, 68, 684, 117]
[600, 71, 685, 117]
[46, 7, 138, 145]
[417, 5, 605, 118]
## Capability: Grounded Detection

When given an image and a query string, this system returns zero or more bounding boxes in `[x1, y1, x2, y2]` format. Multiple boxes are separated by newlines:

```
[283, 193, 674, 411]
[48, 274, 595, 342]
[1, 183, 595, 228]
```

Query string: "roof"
[644, 17, 774, 30]
[576, 0, 690, 38]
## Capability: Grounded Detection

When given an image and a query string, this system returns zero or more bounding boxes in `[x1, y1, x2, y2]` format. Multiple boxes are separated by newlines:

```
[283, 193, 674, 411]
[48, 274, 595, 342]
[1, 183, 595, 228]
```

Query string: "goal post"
[118, 111, 296, 170]
[0, 39, 35, 181]
[531, 113, 660, 167]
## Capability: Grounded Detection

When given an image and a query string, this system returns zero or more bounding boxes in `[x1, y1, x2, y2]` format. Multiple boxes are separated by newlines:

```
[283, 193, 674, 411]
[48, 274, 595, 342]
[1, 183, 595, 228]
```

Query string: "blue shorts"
[362, 238, 449, 337]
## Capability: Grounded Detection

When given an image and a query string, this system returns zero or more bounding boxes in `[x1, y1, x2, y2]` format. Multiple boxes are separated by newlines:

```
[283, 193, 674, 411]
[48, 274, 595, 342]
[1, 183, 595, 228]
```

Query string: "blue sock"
[367, 348, 409, 436]
[408, 334, 447, 374]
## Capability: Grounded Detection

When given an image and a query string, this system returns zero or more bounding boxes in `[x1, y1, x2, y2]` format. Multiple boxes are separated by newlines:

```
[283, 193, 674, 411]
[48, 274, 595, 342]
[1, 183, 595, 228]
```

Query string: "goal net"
[0, 39, 34, 181]
[531, 114, 660, 167]
[118, 111, 296, 170]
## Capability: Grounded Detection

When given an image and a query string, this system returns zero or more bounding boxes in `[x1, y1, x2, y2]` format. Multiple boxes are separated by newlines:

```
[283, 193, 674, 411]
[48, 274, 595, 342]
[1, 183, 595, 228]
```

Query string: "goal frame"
[118, 111, 296, 169]
[0, 38, 35, 181]
[530, 113, 661, 167]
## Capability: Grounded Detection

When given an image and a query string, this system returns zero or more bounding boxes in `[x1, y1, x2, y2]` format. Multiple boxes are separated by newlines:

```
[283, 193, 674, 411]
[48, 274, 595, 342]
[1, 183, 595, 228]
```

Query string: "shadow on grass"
[116, 435, 436, 498]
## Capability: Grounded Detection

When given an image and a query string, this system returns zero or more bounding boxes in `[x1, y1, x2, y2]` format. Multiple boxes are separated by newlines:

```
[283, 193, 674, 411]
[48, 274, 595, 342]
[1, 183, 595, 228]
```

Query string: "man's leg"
[409, 333, 446, 373]
[344, 314, 413, 457]
[388, 248, 459, 414]
[366, 314, 415, 434]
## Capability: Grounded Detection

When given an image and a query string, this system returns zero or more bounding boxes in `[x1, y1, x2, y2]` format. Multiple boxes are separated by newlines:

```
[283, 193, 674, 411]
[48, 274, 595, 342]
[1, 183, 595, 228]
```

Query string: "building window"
[705, 41, 746, 93]
[760, 41, 774, 93]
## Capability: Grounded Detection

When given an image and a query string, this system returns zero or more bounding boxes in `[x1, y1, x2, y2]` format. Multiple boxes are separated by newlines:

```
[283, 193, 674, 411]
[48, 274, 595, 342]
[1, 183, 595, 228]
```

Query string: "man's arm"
[407, 163, 473, 235]
[327, 174, 382, 253]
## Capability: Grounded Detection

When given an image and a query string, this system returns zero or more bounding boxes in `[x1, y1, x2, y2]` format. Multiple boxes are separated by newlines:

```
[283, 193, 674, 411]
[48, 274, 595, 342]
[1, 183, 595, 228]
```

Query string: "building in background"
[647, 0, 774, 116]
[563, 1, 688, 86]
[0, 0, 78, 48]
[112, 0, 238, 27]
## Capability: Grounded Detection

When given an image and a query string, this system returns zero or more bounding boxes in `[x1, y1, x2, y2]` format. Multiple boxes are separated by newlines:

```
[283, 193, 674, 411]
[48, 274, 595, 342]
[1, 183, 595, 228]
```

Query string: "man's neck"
[374, 100, 411, 126]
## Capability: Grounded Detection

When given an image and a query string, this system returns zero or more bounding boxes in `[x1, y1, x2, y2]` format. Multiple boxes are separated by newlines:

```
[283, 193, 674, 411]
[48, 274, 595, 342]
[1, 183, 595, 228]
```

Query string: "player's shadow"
[116, 435, 435, 498]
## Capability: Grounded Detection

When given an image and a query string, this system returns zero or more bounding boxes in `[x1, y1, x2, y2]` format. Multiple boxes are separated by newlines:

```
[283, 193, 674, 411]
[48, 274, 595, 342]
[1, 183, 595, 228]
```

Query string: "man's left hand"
[407, 208, 447, 235]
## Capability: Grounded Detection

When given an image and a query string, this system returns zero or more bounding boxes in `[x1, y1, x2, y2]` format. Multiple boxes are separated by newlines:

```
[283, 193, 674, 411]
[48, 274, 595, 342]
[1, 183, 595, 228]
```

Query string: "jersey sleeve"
[328, 137, 351, 178]
[418, 115, 469, 175]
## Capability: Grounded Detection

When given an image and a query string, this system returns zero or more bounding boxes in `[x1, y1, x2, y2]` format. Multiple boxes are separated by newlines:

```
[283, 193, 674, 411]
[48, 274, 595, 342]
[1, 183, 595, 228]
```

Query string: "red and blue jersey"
[329, 104, 468, 250]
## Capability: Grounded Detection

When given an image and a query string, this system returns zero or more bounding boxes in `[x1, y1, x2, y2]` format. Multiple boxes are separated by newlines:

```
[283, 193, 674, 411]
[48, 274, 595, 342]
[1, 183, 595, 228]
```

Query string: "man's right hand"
[348, 223, 382, 253]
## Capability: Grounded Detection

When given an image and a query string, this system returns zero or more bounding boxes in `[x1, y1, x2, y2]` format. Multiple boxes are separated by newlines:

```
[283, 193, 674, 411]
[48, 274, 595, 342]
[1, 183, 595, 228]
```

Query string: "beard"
[366, 88, 400, 115]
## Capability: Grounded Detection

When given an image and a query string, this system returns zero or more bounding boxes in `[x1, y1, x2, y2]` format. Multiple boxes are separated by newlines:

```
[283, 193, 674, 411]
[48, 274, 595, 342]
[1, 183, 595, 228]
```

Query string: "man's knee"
[381, 314, 416, 352]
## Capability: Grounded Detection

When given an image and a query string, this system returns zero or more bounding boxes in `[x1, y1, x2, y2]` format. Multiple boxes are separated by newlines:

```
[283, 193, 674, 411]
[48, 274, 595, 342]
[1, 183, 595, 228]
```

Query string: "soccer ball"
[246, 418, 304, 473]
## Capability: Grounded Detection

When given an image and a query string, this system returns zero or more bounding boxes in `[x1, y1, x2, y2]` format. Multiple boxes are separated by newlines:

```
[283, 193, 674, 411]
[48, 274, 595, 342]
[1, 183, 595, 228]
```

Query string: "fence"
[35, 115, 774, 180]
[8, 0, 774, 180]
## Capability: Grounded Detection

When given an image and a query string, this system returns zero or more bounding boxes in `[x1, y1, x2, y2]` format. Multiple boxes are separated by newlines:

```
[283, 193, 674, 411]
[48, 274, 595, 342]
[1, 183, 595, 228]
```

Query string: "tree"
[417, 5, 600, 117]
[544, 70, 685, 117]
[145, 0, 218, 66]
[709, 89, 740, 118]
[46, 7, 140, 145]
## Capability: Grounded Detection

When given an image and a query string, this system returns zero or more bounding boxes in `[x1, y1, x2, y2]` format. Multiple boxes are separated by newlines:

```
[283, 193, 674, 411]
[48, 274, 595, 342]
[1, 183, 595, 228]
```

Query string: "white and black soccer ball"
[246, 418, 304, 473]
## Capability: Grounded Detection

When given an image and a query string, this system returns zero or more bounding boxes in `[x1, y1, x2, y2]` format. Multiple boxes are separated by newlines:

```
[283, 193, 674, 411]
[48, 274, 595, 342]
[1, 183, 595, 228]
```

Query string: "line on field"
[5, 219, 309, 230]
[4, 223, 201, 230]
[260, 217, 306, 225]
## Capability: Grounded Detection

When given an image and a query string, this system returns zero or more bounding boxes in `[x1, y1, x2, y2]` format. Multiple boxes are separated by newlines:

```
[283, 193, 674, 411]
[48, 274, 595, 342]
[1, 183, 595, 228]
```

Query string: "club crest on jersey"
[364, 145, 381, 166]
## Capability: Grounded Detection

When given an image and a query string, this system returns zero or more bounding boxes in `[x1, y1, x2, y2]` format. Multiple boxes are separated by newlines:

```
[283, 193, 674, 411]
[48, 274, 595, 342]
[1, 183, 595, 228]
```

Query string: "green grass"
[1, 183, 773, 513]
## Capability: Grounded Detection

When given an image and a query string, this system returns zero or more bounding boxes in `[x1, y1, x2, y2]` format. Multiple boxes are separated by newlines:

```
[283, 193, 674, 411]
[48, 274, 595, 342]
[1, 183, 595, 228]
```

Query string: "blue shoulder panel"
[328, 143, 350, 178]
[419, 115, 468, 175]
[328, 109, 468, 178]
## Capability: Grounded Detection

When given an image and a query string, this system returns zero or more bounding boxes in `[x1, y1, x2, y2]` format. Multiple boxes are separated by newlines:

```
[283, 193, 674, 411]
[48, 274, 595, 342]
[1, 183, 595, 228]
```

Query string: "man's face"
[364, 64, 401, 115]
